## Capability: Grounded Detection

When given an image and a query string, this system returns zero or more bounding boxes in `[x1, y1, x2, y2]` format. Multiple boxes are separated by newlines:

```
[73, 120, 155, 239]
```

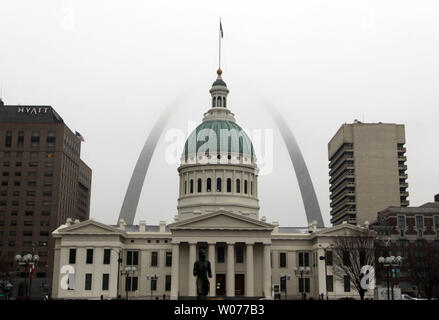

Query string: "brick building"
[0, 99, 91, 298]
[370, 195, 439, 298]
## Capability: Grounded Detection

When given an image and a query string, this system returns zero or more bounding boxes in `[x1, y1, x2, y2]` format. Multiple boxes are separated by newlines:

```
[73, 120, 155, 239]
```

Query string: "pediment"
[56, 219, 123, 235]
[315, 223, 375, 237]
[168, 210, 274, 231]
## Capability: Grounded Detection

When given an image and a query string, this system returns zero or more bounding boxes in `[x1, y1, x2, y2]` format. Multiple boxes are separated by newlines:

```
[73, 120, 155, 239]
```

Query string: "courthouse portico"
[168, 210, 273, 299]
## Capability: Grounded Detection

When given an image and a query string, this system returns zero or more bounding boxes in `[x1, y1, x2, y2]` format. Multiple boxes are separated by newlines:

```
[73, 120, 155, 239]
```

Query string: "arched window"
[251, 182, 253, 195]
[217, 96, 222, 107]
[223, 97, 226, 108]
[236, 179, 241, 193]
[227, 178, 232, 192]
[207, 178, 212, 192]
[197, 178, 202, 193]
[190, 179, 194, 194]
[184, 181, 187, 194]
[216, 178, 222, 192]
[244, 180, 248, 194]
[213, 97, 216, 108]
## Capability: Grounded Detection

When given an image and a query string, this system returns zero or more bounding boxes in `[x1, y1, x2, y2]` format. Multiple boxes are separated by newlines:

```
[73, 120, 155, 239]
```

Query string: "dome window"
[190, 179, 194, 194]
[236, 179, 241, 193]
[227, 178, 232, 193]
[207, 178, 212, 192]
[213, 97, 216, 108]
[223, 97, 226, 108]
[244, 180, 248, 194]
[184, 181, 187, 194]
[217, 96, 222, 107]
[227, 155, 231, 160]
[217, 154, 221, 160]
[197, 178, 202, 193]
[216, 178, 222, 192]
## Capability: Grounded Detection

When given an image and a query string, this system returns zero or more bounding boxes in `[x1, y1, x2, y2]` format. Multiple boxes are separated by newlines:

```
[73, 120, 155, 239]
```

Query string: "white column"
[188, 243, 196, 297]
[226, 243, 235, 297]
[170, 243, 180, 300]
[208, 243, 216, 297]
[263, 243, 272, 298]
[245, 243, 254, 297]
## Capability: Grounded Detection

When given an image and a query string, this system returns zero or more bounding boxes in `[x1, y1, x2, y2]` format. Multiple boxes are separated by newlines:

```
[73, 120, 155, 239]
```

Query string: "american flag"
[220, 21, 223, 38]
[75, 131, 85, 142]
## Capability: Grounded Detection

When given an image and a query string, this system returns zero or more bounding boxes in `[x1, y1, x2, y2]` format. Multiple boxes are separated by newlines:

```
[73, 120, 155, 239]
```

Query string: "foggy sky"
[1, 0, 438, 227]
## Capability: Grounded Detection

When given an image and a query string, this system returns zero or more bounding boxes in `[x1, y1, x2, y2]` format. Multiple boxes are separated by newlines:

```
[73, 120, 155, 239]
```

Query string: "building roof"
[0, 105, 64, 123]
[111, 225, 171, 232]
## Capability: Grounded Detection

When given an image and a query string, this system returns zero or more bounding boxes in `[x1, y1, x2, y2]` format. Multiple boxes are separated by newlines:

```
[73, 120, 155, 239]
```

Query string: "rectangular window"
[344, 275, 351, 292]
[150, 278, 157, 291]
[217, 246, 225, 263]
[434, 216, 439, 229]
[126, 251, 139, 265]
[236, 245, 244, 263]
[151, 251, 158, 267]
[85, 273, 92, 290]
[326, 251, 333, 266]
[299, 278, 310, 293]
[125, 277, 138, 291]
[69, 249, 76, 264]
[17, 131, 24, 147]
[326, 275, 334, 292]
[102, 274, 109, 291]
[298, 252, 309, 267]
[31, 132, 40, 147]
[416, 216, 424, 228]
[279, 252, 287, 268]
[103, 249, 111, 264]
[86, 248, 94, 264]
[5, 131, 12, 148]
[166, 251, 172, 267]
[165, 275, 172, 291]
[280, 276, 286, 292]
[47, 132, 56, 147]
[397, 215, 406, 229]
[343, 251, 350, 266]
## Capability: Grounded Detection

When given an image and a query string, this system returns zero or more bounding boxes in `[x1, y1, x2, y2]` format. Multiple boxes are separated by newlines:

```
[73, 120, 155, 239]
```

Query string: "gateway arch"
[118, 103, 324, 228]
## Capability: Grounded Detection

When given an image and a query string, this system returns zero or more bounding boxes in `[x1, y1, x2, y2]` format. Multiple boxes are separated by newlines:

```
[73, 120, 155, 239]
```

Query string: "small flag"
[220, 21, 223, 38]
[75, 131, 85, 142]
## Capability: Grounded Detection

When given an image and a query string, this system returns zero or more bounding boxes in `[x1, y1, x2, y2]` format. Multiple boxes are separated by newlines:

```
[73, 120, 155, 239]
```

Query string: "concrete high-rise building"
[328, 122, 408, 226]
[0, 99, 91, 298]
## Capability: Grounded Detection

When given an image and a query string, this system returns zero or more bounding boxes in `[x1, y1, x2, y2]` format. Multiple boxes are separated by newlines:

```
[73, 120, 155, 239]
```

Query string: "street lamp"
[15, 253, 39, 300]
[147, 275, 158, 300]
[378, 255, 402, 300]
[280, 275, 291, 300]
[121, 266, 137, 300]
[294, 266, 311, 300]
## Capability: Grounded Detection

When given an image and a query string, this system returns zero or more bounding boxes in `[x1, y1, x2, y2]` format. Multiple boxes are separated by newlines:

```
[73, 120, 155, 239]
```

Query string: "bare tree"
[407, 239, 439, 300]
[332, 230, 376, 300]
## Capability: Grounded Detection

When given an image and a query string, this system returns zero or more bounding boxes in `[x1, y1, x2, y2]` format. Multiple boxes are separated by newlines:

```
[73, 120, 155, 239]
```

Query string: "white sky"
[1, 0, 438, 227]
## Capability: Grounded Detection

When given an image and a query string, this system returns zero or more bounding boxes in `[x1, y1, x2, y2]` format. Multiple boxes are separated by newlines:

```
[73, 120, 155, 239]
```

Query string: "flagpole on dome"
[219, 17, 223, 73]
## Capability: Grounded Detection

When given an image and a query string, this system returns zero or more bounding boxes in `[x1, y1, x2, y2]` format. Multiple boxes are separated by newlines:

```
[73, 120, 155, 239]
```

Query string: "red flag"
[220, 21, 223, 38]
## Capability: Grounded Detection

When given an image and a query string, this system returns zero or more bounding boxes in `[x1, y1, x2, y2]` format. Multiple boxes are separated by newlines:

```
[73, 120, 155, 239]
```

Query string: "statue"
[193, 247, 212, 299]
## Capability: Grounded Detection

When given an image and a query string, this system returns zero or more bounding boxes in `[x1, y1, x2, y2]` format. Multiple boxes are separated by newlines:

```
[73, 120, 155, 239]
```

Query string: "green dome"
[183, 120, 255, 159]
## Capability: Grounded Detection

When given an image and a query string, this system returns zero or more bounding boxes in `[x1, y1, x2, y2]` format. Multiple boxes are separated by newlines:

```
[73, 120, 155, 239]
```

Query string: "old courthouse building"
[52, 70, 373, 300]
[0, 99, 91, 298]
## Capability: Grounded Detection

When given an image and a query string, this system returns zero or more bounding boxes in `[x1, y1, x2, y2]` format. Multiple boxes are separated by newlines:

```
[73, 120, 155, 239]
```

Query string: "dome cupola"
[177, 69, 260, 220]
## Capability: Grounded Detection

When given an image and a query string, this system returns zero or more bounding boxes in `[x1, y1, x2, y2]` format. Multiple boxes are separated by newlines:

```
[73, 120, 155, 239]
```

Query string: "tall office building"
[328, 122, 408, 226]
[0, 99, 91, 297]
